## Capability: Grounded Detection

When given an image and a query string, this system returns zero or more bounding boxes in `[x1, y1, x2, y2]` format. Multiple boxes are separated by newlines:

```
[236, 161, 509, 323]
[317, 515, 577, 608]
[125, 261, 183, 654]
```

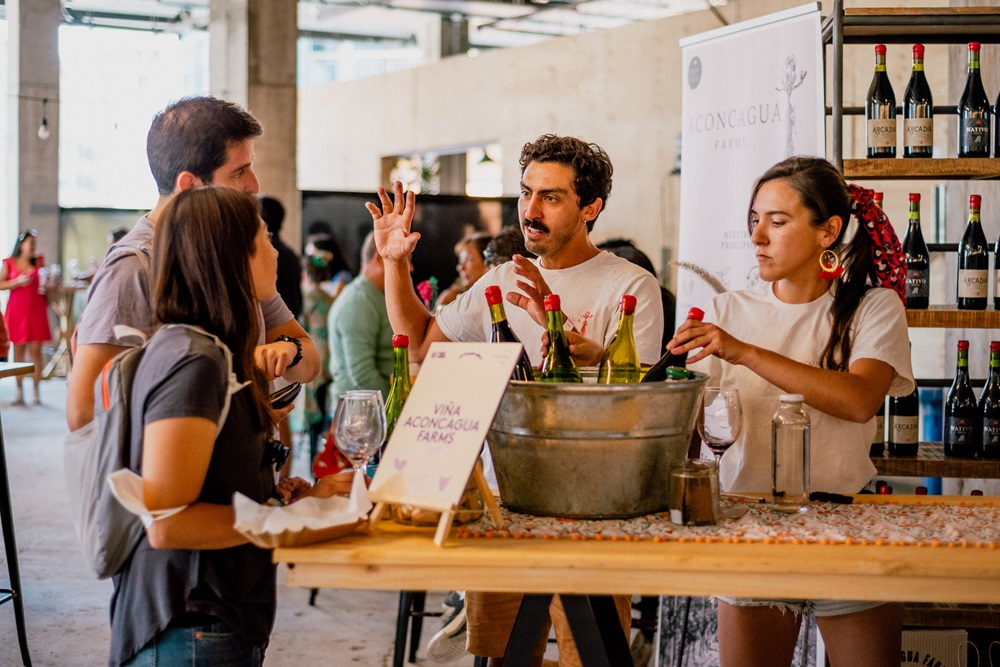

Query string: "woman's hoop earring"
[818, 248, 844, 280]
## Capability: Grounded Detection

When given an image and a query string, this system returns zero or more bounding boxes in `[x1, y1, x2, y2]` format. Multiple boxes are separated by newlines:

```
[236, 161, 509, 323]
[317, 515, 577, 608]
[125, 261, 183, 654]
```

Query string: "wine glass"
[697, 386, 743, 480]
[333, 390, 387, 479]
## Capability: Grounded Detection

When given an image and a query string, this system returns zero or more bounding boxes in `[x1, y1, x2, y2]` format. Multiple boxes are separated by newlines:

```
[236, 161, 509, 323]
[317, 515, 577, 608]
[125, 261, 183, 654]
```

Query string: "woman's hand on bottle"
[367, 181, 419, 264]
[506, 255, 551, 327]
[668, 319, 748, 366]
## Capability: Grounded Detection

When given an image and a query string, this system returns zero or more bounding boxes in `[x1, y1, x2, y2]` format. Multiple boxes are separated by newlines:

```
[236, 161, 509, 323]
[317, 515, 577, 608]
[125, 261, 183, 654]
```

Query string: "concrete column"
[210, 0, 301, 251]
[7, 0, 60, 264]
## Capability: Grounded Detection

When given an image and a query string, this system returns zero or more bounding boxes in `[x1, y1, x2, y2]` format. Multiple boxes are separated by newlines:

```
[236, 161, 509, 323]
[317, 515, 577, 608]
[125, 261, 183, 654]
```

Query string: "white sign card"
[368, 342, 520, 512]
[676, 3, 824, 317]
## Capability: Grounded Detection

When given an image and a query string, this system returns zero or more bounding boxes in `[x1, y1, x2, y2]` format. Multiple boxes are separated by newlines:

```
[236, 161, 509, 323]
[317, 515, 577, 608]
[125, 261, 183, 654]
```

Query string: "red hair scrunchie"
[847, 183, 907, 304]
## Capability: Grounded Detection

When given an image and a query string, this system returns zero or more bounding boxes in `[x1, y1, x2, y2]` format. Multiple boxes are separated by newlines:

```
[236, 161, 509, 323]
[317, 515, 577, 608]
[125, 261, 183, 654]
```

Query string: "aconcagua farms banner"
[676, 3, 824, 316]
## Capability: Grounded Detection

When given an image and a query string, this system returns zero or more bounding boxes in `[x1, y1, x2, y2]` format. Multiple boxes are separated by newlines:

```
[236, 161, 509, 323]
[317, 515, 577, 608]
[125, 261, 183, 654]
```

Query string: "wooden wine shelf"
[842, 158, 1000, 180]
[871, 442, 1000, 478]
[906, 306, 1000, 329]
[822, 7, 1000, 44]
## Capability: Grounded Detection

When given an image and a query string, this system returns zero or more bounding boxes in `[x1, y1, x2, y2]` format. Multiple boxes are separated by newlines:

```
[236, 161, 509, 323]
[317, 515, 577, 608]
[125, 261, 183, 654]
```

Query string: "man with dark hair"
[67, 96, 319, 431]
[260, 195, 303, 319]
[370, 134, 662, 666]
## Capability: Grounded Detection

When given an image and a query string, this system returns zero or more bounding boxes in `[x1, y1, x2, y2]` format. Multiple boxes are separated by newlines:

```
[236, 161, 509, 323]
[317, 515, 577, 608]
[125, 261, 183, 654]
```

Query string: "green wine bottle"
[384, 334, 412, 439]
[538, 294, 582, 383]
[597, 294, 640, 384]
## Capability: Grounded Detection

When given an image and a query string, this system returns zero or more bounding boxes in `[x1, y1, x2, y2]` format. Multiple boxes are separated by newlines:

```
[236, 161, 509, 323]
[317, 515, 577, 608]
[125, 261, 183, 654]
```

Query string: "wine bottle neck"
[969, 209, 981, 225]
[488, 302, 508, 326]
[546, 309, 566, 337]
[875, 54, 886, 72]
[909, 202, 920, 222]
[912, 57, 924, 72]
[392, 347, 411, 389]
[968, 51, 981, 73]
[957, 350, 969, 369]
[991, 352, 1000, 369]
[616, 311, 634, 339]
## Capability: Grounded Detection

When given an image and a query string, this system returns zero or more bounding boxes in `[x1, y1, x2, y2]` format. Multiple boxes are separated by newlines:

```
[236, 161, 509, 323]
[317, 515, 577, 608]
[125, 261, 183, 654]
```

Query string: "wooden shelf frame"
[821, 7, 1000, 45]
[871, 442, 1000, 479]
[843, 159, 1000, 181]
[905, 306, 1000, 328]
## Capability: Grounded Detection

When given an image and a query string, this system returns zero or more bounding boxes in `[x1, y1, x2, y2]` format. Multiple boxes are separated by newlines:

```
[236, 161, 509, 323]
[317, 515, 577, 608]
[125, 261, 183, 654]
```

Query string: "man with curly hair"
[370, 134, 663, 666]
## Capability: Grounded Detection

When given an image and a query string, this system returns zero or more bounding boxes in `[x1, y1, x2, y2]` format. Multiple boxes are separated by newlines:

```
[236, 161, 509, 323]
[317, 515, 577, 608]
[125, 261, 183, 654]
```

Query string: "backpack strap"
[110, 243, 154, 290]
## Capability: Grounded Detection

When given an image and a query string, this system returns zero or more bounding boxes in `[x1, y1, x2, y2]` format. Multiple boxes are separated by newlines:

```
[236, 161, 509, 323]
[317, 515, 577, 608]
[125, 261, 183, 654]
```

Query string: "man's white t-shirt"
[688, 283, 914, 495]
[435, 251, 665, 366]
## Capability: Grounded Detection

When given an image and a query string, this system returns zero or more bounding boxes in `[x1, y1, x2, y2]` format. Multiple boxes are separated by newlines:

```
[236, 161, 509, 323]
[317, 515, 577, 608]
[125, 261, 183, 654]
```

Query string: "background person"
[483, 225, 533, 268]
[435, 231, 492, 309]
[299, 248, 336, 467]
[67, 96, 320, 432]
[326, 232, 398, 409]
[671, 156, 913, 667]
[0, 229, 52, 405]
[371, 134, 662, 667]
[110, 187, 352, 667]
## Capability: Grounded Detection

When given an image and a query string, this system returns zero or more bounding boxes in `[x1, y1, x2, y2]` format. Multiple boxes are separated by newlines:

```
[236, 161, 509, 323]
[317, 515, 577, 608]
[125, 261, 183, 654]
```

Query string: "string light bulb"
[37, 98, 50, 140]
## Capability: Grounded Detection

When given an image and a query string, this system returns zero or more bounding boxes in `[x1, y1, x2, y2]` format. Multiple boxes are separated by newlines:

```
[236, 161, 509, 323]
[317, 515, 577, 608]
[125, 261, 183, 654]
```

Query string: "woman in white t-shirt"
[670, 157, 914, 667]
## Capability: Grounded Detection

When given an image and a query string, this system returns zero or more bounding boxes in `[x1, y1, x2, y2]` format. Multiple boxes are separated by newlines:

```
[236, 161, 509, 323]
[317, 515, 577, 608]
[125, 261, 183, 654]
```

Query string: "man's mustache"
[522, 219, 549, 234]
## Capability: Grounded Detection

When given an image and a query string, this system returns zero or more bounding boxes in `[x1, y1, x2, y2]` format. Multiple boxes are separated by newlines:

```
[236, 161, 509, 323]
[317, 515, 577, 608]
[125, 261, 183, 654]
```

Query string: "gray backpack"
[63, 324, 234, 579]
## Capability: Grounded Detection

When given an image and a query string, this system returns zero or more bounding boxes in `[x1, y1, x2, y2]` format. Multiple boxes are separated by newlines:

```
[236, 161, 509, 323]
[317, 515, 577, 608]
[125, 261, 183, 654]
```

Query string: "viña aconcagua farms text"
[404, 401, 480, 444]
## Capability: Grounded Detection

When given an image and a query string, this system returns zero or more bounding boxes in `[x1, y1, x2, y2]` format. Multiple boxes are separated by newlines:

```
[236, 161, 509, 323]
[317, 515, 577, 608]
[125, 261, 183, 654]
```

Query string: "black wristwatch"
[276, 334, 302, 368]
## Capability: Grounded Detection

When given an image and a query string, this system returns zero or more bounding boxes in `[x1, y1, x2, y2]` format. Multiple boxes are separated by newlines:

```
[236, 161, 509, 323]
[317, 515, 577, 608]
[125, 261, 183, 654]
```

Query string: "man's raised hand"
[366, 181, 419, 262]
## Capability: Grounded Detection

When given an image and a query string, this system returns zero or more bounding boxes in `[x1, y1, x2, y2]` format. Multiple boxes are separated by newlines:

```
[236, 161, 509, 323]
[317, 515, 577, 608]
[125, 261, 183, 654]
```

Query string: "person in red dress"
[0, 230, 52, 405]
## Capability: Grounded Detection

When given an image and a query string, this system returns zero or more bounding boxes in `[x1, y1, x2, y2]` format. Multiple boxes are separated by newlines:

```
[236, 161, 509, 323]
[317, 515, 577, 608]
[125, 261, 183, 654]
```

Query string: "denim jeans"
[123, 621, 263, 667]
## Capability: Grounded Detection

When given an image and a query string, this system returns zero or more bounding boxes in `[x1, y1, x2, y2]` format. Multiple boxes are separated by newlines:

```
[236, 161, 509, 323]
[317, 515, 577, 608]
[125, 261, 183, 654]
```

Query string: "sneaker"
[426, 592, 467, 663]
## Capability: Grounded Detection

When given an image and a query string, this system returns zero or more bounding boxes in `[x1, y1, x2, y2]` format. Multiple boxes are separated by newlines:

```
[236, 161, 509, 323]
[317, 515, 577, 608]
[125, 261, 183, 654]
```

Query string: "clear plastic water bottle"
[771, 394, 810, 513]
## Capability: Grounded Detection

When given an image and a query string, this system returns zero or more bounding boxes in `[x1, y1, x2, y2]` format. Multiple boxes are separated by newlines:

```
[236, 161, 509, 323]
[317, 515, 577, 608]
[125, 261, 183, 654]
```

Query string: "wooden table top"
[0, 363, 35, 380]
[274, 495, 1000, 605]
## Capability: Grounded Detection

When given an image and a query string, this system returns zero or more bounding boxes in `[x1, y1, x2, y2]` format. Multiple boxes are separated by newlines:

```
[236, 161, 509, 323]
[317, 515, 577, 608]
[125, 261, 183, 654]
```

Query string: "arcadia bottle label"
[867, 119, 897, 147]
[903, 118, 932, 147]
[889, 415, 919, 444]
[958, 270, 989, 298]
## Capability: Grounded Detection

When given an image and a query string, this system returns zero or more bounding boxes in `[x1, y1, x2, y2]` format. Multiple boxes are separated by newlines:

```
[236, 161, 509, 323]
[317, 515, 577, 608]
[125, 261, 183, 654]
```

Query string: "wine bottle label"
[982, 418, 1000, 447]
[945, 416, 975, 444]
[960, 117, 990, 151]
[994, 269, 1000, 298]
[903, 118, 933, 147]
[867, 119, 897, 147]
[872, 414, 884, 444]
[889, 415, 919, 445]
[905, 271, 929, 299]
[958, 269, 988, 298]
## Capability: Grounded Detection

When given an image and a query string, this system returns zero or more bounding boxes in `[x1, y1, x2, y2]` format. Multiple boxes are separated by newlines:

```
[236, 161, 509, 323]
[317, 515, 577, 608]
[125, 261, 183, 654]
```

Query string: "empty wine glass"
[697, 386, 743, 481]
[333, 390, 386, 479]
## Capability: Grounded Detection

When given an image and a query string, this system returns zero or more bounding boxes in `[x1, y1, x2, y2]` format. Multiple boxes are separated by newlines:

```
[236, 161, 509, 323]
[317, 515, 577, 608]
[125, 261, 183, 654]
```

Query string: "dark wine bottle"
[484, 285, 534, 382]
[903, 44, 934, 158]
[958, 42, 991, 157]
[866, 44, 897, 158]
[537, 294, 582, 383]
[980, 340, 1000, 459]
[903, 193, 930, 309]
[641, 307, 704, 383]
[870, 397, 885, 457]
[957, 194, 988, 310]
[888, 387, 919, 456]
[944, 339, 979, 458]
